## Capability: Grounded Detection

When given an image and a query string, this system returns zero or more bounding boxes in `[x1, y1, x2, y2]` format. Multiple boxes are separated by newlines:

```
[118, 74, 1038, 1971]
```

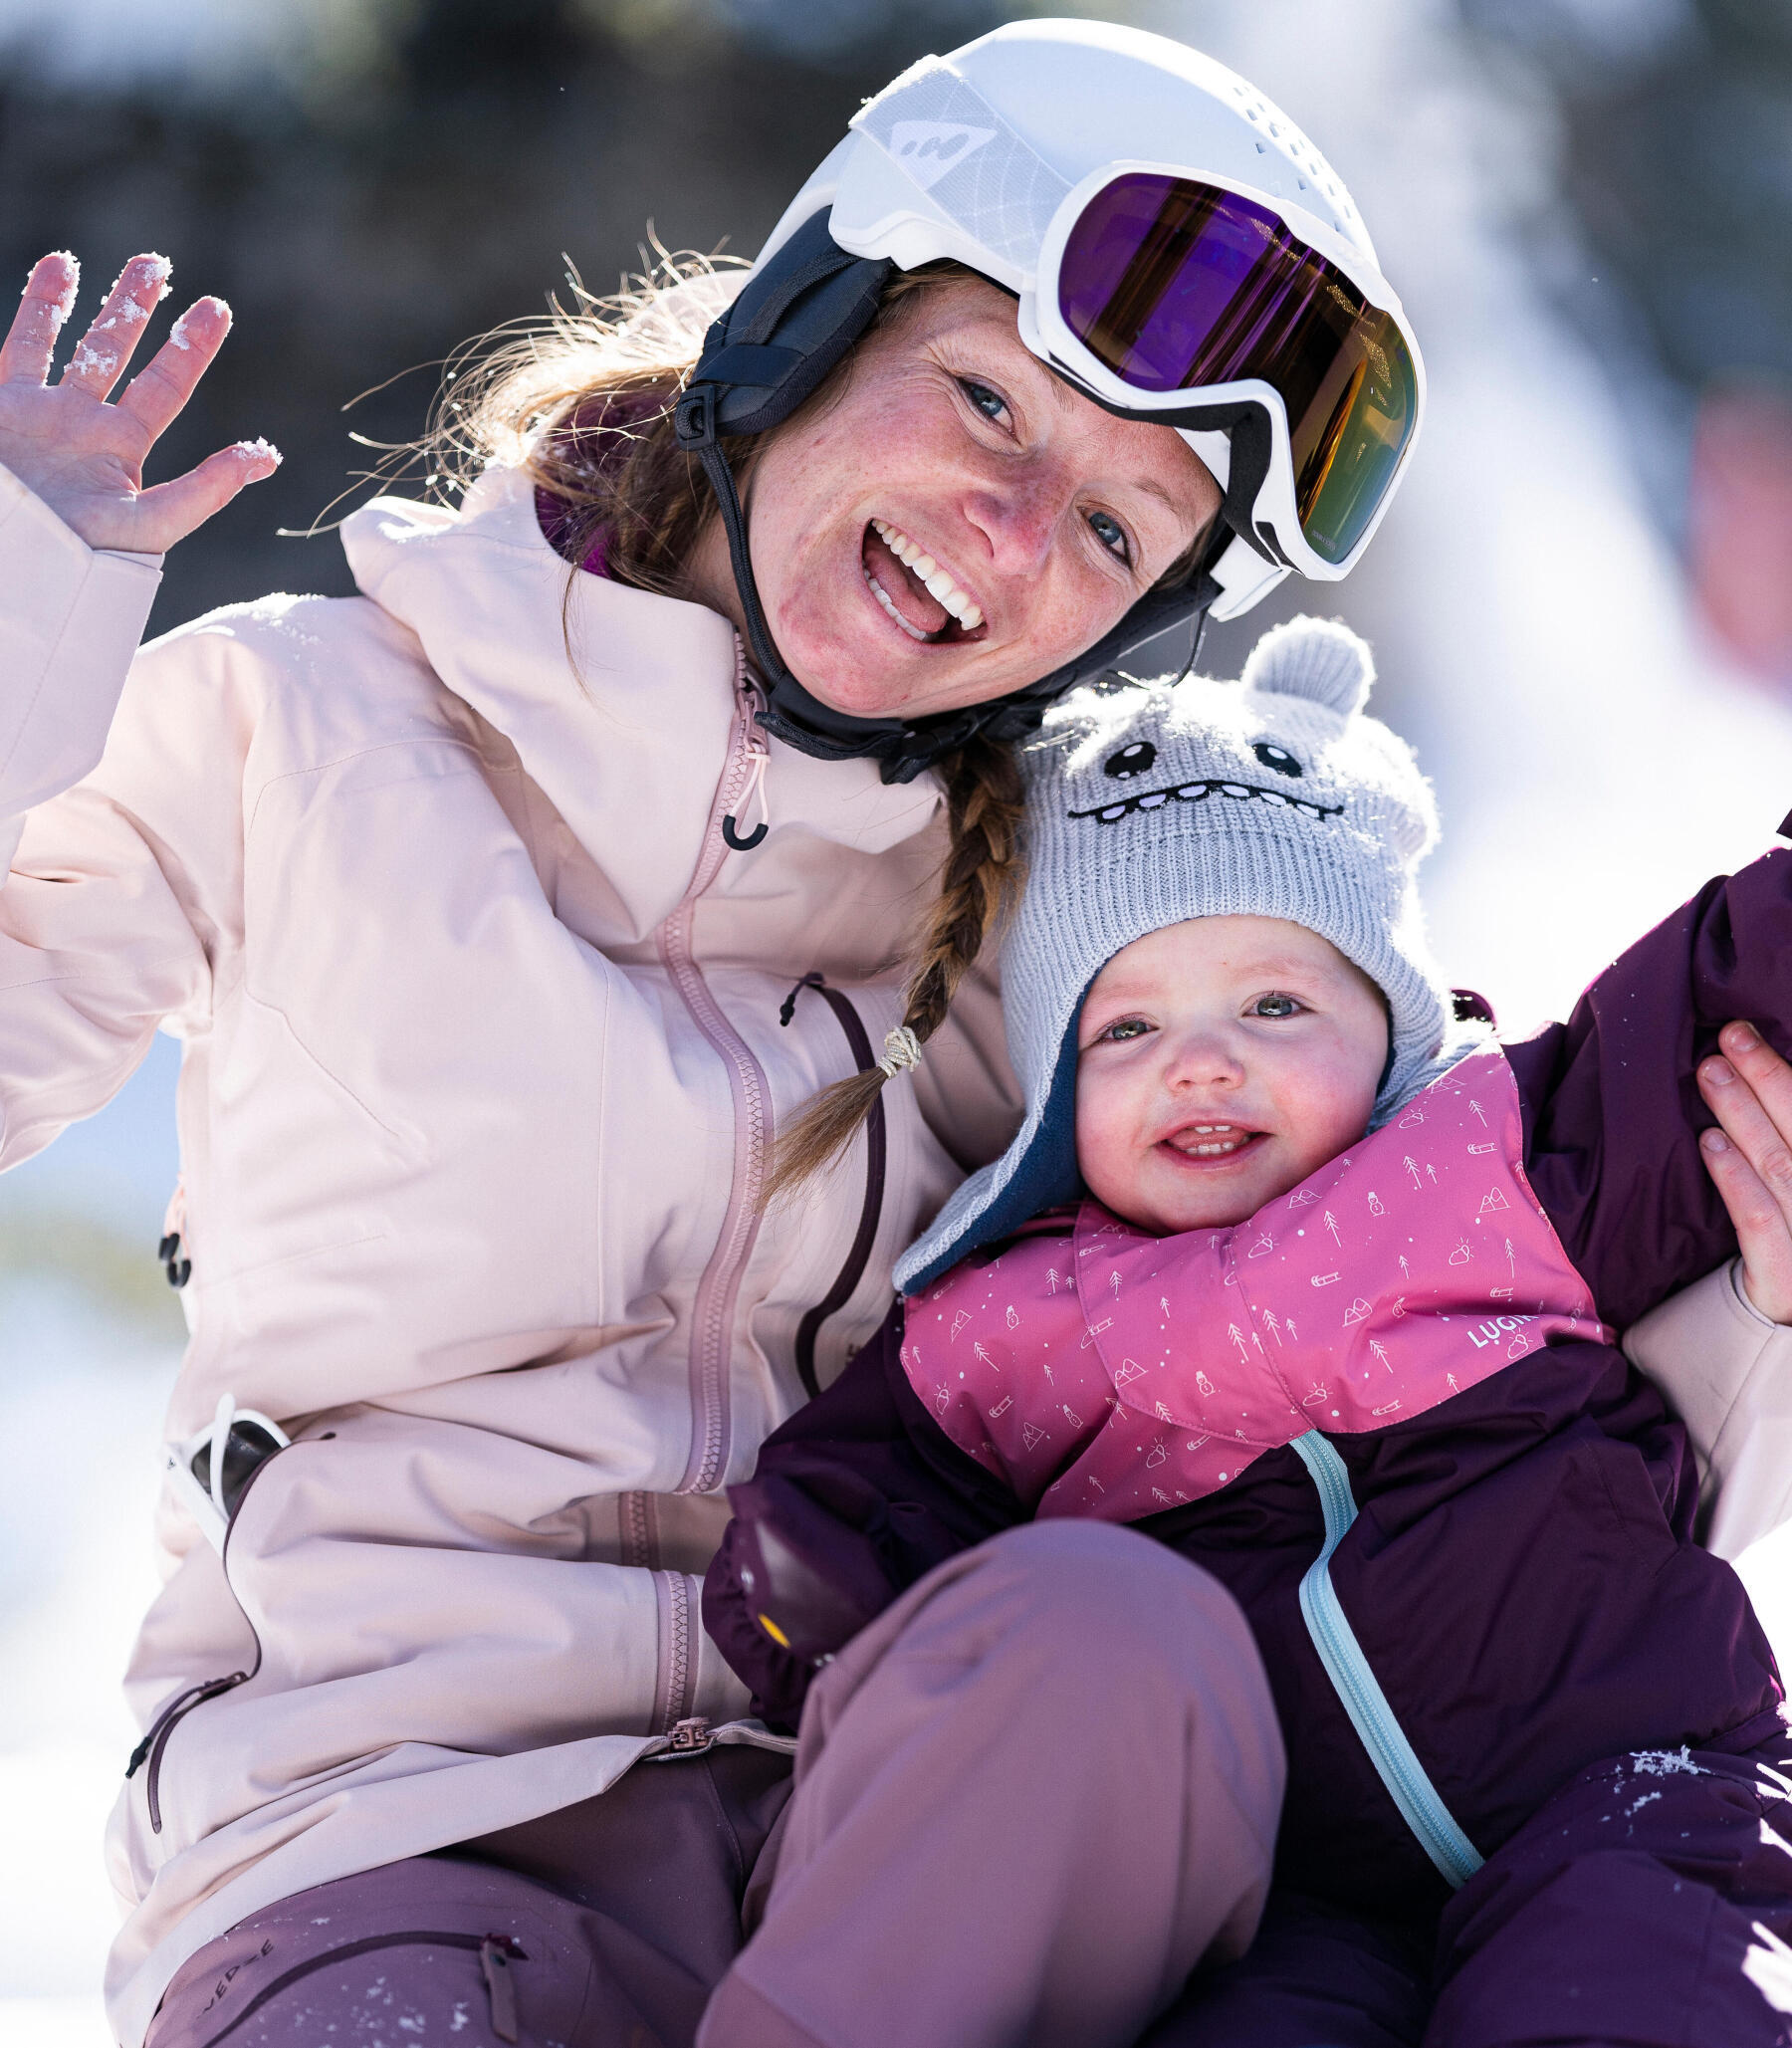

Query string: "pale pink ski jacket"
[1, 454, 1786, 2046]
[0, 457, 1018, 2044]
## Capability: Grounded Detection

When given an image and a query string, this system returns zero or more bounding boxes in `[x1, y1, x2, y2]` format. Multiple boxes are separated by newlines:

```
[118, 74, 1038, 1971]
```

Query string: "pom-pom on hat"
[894, 616, 1471, 1294]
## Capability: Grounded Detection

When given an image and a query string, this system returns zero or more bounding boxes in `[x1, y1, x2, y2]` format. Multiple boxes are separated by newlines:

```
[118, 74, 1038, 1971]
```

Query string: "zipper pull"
[779, 971, 825, 1027]
[666, 1714, 714, 1754]
[480, 1936, 521, 2043]
[723, 654, 771, 852]
[159, 1180, 192, 1287]
[723, 743, 770, 852]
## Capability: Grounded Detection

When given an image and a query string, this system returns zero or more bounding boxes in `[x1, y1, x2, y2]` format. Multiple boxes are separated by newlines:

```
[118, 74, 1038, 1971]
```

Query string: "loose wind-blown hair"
[418, 248, 753, 596]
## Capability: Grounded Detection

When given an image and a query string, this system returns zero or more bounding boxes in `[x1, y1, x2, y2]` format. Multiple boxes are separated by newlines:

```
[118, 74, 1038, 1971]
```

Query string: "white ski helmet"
[675, 17, 1424, 783]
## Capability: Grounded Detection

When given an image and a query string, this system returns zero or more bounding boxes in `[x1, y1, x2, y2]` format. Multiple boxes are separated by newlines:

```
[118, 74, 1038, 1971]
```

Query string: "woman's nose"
[963, 474, 1065, 577]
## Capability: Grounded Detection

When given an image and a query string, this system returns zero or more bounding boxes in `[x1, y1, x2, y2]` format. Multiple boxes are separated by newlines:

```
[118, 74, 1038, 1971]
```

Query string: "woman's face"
[685, 277, 1224, 724]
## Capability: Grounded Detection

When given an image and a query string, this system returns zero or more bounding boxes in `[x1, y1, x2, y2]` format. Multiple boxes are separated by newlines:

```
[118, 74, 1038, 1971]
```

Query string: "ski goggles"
[1026, 165, 1423, 578]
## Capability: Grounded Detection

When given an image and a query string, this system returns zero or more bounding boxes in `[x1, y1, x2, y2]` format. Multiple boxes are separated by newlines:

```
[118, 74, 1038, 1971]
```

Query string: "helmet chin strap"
[671, 211, 1228, 787]
[674, 381, 983, 784]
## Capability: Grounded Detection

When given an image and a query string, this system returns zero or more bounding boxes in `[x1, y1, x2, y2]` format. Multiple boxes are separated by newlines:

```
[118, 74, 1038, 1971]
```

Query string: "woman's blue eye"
[1252, 995, 1302, 1020]
[961, 379, 1008, 423]
[1088, 510, 1130, 562]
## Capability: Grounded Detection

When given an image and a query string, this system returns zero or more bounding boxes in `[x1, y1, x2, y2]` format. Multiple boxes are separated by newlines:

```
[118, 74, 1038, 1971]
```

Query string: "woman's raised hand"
[1699, 1023, 1792, 1324]
[0, 250, 280, 555]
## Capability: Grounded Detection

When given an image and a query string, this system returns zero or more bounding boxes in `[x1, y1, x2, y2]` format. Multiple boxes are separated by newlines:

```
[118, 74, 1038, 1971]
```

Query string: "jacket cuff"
[1625, 1258, 1792, 1558]
[0, 460, 161, 821]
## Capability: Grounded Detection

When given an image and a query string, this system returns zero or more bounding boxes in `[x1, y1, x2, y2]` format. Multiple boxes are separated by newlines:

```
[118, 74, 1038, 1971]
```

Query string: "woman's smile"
[862, 518, 987, 642]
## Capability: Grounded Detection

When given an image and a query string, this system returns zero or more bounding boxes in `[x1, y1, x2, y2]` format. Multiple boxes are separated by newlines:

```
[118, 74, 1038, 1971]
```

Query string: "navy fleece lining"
[904, 1006, 1088, 1294]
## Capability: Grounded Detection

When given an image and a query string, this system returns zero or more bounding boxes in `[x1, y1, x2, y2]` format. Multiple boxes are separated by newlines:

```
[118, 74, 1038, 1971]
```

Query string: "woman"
[3, 19, 1788, 2048]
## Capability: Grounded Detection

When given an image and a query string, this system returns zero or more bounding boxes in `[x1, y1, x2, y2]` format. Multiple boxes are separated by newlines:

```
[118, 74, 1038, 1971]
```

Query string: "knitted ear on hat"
[1241, 615, 1374, 717]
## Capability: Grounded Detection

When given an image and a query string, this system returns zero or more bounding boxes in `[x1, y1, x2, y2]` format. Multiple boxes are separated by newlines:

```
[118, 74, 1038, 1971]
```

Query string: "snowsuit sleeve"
[1506, 847, 1792, 1335]
[703, 1302, 1023, 1728]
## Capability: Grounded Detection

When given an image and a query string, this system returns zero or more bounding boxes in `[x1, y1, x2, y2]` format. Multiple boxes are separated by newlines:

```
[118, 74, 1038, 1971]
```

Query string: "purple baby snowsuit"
[707, 849, 1792, 2047]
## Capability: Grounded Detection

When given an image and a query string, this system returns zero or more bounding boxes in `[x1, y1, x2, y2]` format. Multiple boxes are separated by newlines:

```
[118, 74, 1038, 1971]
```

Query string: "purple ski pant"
[145, 1521, 1283, 2048]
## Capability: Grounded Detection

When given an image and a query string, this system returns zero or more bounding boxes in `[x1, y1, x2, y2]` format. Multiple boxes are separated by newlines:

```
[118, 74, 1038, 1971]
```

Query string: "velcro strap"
[693, 341, 804, 390]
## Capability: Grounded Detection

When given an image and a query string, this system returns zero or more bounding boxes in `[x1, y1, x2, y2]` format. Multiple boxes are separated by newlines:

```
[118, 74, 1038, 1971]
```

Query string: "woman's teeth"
[870, 519, 984, 631]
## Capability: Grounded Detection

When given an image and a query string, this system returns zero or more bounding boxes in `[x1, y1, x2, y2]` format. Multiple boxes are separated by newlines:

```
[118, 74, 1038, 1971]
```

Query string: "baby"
[708, 619, 1792, 2043]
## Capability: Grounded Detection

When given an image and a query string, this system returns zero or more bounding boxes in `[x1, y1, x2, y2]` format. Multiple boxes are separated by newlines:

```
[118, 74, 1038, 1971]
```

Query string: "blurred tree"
[1459, 0, 1792, 683]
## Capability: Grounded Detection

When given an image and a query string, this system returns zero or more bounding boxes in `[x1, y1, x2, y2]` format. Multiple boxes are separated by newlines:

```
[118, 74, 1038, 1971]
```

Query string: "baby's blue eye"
[1088, 510, 1130, 562]
[1252, 994, 1302, 1020]
[1102, 1018, 1151, 1041]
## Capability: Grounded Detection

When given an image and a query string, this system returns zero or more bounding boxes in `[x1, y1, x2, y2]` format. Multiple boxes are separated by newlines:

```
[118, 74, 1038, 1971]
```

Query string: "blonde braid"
[764, 737, 1025, 1206]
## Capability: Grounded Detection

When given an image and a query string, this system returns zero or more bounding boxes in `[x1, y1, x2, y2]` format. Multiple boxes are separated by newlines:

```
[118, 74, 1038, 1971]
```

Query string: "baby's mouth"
[1161, 1122, 1263, 1162]
[861, 520, 986, 644]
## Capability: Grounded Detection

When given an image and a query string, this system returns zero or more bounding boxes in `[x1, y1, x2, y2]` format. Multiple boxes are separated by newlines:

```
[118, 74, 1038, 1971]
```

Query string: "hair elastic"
[876, 1025, 924, 1078]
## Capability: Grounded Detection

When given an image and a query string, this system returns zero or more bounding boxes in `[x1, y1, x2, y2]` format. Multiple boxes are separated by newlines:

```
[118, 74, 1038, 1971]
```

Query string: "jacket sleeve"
[703, 1301, 1025, 1729]
[1506, 846, 1792, 1334]
[0, 462, 162, 842]
[1623, 1258, 1792, 1559]
[0, 466, 250, 1174]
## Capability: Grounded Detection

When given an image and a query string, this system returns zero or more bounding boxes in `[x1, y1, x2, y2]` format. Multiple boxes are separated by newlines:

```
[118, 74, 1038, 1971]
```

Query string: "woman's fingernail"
[1726, 1023, 1760, 1052]
[1703, 1058, 1734, 1085]
[1702, 1127, 1731, 1153]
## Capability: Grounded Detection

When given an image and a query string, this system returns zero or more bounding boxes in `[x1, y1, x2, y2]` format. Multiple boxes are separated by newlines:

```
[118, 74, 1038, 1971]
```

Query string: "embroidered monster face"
[1040, 615, 1431, 868]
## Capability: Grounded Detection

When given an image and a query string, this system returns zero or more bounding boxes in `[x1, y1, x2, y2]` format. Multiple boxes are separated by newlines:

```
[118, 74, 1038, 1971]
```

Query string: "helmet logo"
[887, 120, 996, 191]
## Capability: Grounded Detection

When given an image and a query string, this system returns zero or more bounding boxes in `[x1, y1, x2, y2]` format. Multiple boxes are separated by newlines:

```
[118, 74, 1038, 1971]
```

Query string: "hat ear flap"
[1241, 616, 1374, 718]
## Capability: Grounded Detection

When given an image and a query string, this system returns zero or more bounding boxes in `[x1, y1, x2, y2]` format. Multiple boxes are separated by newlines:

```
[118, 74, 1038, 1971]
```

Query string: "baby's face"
[1075, 916, 1390, 1235]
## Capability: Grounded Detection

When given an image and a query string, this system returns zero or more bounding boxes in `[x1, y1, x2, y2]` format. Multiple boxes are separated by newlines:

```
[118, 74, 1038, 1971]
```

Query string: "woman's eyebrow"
[1131, 473, 1198, 526]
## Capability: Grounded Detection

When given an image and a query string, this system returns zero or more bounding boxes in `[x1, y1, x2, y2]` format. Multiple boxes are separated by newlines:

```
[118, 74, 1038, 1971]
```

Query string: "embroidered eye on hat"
[895, 615, 1472, 1293]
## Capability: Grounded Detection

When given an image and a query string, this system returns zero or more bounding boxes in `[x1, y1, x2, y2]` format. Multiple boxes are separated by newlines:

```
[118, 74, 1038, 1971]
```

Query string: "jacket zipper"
[1289, 1430, 1483, 1890]
[782, 974, 889, 1398]
[655, 636, 775, 1499]
[636, 639, 774, 1735]
[187, 1930, 527, 2048]
[130, 1440, 278, 1833]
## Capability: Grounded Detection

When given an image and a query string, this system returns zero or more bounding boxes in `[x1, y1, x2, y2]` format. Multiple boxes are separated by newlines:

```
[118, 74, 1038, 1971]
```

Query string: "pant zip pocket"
[481, 1934, 521, 2042]
[193, 1930, 528, 2048]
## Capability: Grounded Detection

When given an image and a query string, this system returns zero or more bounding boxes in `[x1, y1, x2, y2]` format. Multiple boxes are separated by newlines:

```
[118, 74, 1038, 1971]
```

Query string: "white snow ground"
[6, 2, 1792, 2042]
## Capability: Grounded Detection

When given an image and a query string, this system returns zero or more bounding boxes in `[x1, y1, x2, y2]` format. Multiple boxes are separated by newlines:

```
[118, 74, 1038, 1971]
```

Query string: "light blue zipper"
[1289, 1429, 1483, 1891]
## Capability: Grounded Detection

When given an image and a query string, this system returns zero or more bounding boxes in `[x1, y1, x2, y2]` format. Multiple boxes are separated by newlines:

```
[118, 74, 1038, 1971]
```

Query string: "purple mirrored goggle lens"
[1058, 173, 1418, 566]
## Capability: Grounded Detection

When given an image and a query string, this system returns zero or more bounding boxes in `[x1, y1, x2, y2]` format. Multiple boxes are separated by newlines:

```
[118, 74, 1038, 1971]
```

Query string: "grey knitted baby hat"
[895, 616, 1468, 1294]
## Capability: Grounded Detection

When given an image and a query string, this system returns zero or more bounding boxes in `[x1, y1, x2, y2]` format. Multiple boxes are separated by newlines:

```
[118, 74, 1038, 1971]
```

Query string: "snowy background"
[3, 0, 1791, 2040]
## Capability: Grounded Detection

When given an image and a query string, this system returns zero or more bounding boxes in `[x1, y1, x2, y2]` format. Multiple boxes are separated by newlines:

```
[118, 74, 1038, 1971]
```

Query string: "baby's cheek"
[1075, 1063, 1141, 1213]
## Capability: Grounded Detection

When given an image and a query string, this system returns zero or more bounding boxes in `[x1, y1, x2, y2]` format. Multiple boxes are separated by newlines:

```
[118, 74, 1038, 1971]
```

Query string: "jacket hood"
[342, 466, 945, 938]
